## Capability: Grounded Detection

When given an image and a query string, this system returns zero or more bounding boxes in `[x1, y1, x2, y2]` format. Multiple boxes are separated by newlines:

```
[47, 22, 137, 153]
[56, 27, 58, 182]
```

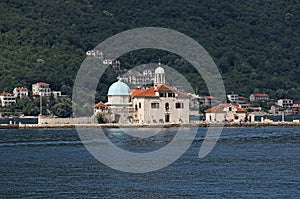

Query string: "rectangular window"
[151, 102, 159, 109]
[175, 102, 184, 109]
[168, 93, 174, 98]
[159, 93, 166, 97]
[139, 103, 141, 108]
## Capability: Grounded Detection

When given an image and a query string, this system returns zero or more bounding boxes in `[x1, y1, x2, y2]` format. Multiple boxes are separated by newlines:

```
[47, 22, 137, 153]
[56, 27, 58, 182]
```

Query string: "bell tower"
[154, 62, 165, 86]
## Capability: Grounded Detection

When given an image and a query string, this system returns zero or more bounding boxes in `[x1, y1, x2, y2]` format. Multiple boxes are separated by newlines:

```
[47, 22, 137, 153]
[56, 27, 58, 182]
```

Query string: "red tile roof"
[0, 91, 13, 96]
[95, 101, 107, 108]
[205, 103, 247, 113]
[293, 103, 300, 108]
[131, 87, 158, 97]
[16, 87, 28, 91]
[131, 84, 188, 98]
[252, 93, 268, 97]
[205, 96, 214, 99]
[131, 89, 146, 97]
[34, 82, 49, 85]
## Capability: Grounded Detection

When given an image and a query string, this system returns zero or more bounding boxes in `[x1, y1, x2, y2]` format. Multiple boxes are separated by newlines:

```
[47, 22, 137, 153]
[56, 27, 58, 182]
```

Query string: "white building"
[32, 82, 51, 96]
[13, 87, 28, 98]
[94, 101, 108, 113]
[131, 65, 190, 124]
[277, 99, 293, 110]
[52, 91, 62, 98]
[227, 94, 239, 102]
[205, 103, 247, 123]
[270, 104, 284, 115]
[119, 69, 154, 87]
[32, 82, 62, 98]
[249, 93, 269, 102]
[0, 92, 16, 107]
[132, 84, 190, 124]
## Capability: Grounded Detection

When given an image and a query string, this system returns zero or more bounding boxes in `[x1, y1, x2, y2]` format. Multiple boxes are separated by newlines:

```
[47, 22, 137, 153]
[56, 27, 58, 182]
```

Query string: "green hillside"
[0, 0, 299, 101]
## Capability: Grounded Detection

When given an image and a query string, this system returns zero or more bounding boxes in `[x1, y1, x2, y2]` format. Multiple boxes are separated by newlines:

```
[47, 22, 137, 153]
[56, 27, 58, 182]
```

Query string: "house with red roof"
[0, 92, 16, 107]
[32, 82, 52, 96]
[270, 104, 284, 115]
[292, 101, 300, 115]
[94, 101, 109, 117]
[13, 87, 28, 98]
[32, 82, 61, 98]
[249, 93, 269, 102]
[205, 103, 247, 123]
[131, 84, 190, 124]
[197, 95, 218, 106]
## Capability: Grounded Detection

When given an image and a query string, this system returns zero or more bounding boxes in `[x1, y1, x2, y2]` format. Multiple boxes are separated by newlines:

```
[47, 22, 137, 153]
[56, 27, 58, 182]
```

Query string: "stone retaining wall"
[38, 116, 95, 125]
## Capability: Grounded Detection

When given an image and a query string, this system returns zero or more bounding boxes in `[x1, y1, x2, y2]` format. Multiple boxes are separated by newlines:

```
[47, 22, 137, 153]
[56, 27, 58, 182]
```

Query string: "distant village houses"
[0, 92, 16, 107]
[119, 69, 154, 87]
[13, 87, 28, 98]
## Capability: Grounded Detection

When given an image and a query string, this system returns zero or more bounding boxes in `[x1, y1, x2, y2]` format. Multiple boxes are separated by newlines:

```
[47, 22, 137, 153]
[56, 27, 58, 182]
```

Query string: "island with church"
[1, 62, 300, 129]
[14, 62, 298, 128]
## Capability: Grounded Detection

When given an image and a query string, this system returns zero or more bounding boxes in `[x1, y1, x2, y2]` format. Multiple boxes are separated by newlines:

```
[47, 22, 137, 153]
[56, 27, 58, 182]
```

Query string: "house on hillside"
[277, 99, 293, 110]
[32, 82, 62, 98]
[205, 103, 247, 123]
[119, 69, 154, 87]
[249, 93, 269, 102]
[238, 96, 247, 104]
[0, 92, 16, 107]
[32, 82, 52, 96]
[270, 104, 284, 115]
[197, 95, 220, 107]
[292, 102, 300, 115]
[13, 87, 28, 98]
[227, 94, 248, 104]
[227, 94, 238, 103]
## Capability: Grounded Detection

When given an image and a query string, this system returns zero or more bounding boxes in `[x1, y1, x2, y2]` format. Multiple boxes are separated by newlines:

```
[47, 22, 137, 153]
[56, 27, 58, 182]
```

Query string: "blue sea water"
[0, 127, 299, 198]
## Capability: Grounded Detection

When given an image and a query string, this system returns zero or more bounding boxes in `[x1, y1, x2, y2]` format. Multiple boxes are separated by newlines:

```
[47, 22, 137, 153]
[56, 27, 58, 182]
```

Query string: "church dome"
[107, 81, 131, 96]
[155, 66, 165, 74]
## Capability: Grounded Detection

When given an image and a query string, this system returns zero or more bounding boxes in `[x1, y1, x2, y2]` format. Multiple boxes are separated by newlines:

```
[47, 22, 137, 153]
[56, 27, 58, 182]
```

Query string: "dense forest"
[0, 0, 299, 102]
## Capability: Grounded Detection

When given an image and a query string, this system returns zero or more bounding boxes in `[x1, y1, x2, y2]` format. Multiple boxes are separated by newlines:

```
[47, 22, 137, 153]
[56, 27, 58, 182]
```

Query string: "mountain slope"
[0, 0, 299, 101]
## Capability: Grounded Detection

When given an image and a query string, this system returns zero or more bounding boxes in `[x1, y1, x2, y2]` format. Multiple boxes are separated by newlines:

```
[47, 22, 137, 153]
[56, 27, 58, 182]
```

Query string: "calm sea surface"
[0, 127, 299, 198]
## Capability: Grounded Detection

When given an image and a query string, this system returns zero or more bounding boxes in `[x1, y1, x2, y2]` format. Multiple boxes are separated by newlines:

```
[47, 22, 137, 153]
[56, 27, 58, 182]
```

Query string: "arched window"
[165, 103, 169, 111]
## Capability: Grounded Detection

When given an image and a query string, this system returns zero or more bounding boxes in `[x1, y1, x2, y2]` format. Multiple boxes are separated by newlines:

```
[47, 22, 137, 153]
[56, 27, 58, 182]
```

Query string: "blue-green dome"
[107, 81, 131, 96]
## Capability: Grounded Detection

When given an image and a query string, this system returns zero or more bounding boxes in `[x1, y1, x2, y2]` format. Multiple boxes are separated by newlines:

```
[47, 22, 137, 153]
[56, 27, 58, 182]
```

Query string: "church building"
[131, 64, 190, 124]
[96, 63, 190, 124]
